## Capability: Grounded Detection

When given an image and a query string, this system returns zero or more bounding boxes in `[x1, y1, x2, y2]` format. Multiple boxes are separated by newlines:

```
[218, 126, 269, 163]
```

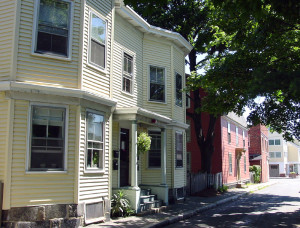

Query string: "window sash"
[148, 131, 161, 168]
[275, 139, 280, 145]
[175, 73, 182, 106]
[176, 132, 183, 167]
[86, 112, 104, 169]
[122, 53, 133, 93]
[36, 0, 70, 56]
[269, 140, 274, 145]
[149, 66, 165, 102]
[229, 153, 232, 174]
[236, 127, 239, 145]
[30, 106, 66, 171]
[90, 12, 106, 68]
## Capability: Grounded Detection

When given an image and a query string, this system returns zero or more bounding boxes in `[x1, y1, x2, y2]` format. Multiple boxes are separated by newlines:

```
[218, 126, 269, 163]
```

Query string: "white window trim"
[175, 131, 184, 169]
[175, 71, 183, 107]
[148, 65, 167, 104]
[26, 102, 69, 173]
[87, 9, 108, 72]
[84, 109, 106, 173]
[121, 50, 135, 95]
[32, 0, 74, 60]
[236, 126, 239, 145]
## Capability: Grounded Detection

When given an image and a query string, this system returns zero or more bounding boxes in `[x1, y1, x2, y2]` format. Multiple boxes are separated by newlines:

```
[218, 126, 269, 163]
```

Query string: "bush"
[249, 165, 261, 183]
[137, 132, 151, 156]
[111, 190, 134, 217]
[218, 185, 228, 193]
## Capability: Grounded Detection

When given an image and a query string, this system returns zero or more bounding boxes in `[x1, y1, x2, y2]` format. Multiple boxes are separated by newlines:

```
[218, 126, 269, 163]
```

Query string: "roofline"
[115, 4, 193, 55]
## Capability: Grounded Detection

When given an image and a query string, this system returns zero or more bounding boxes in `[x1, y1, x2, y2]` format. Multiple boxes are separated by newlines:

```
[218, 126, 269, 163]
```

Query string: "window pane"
[91, 40, 105, 68]
[275, 139, 280, 145]
[176, 133, 183, 167]
[148, 131, 161, 168]
[150, 84, 164, 102]
[157, 68, 164, 84]
[32, 124, 47, 137]
[269, 140, 274, 145]
[150, 66, 156, 82]
[91, 14, 106, 44]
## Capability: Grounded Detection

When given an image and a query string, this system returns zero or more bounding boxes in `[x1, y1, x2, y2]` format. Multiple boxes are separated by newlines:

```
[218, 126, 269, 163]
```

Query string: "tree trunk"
[188, 50, 218, 174]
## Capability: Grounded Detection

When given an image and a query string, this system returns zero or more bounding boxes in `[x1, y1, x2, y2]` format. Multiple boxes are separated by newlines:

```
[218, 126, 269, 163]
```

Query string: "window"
[243, 130, 246, 147]
[29, 105, 66, 171]
[227, 122, 231, 144]
[149, 66, 165, 102]
[244, 155, 247, 173]
[90, 12, 106, 68]
[176, 132, 183, 167]
[175, 73, 182, 106]
[275, 152, 281, 158]
[229, 153, 232, 174]
[86, 111, 104, 170]
[35, 0, 71, 57]
[269, 139, 274, 145]
[236, 127, 239, 145]
[269, 152, 275, 158]
[275, 139, 280, 145]
[186, 119, 191, 142]
[122, 53, 133, 93]
[148, 131, 161, 168]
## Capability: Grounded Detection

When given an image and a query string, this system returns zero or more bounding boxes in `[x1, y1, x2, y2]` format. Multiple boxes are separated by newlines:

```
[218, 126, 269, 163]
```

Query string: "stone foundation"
[2, 204, 84, 228]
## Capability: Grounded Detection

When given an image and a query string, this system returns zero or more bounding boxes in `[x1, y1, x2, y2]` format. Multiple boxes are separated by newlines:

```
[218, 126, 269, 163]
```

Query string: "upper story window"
[122, 53, 133, 93]
[175, 73, 183, 106]
[227, 122, 231, 144]
[186, 119, 191, 142]
[149, 66, 165, 102]
[86, 111, 104, 170]
[29, 105, 66, 171]
[176, 132, 183, 168]
[269, 139, 280, 145]
[244, 155, 247, 173]
[229, 152, 232, 174]
[243, 130, 246, 147]
[269, 151, 281, 158]
[186, 92, 190, 109]
[148, 131, 161, 168]
[236, 126, 239, 145]
[89, 12, 106, 69]
[35, 0, 71, 57]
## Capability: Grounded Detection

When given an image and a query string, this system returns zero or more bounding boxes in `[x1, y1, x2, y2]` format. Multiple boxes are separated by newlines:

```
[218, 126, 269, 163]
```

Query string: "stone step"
[140, 195, 156, 204]
[154, 199, 162, 208]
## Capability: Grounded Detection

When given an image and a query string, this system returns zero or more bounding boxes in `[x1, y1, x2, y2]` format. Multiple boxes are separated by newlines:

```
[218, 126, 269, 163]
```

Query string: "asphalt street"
[166, 178, 300, 228]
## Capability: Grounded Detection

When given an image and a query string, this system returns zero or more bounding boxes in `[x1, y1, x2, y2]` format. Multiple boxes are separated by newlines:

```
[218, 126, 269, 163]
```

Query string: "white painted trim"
[148, 65, 167, 104]
[32, 0, 74, 60]
[88, 9, 108, 71]
[0, 81, 117, 108]
[26, 102, 69, 172]
[121, 50, 135, 95]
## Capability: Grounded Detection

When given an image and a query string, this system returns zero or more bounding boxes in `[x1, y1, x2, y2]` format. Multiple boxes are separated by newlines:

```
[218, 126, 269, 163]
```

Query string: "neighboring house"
[268, 131, 288, 177]
[187, 89, 250, 187]
[268, 131, 300, 177]
[248, 125, 269, 183]
[111, 2, 192, 211]
[0, 0, 192, 227]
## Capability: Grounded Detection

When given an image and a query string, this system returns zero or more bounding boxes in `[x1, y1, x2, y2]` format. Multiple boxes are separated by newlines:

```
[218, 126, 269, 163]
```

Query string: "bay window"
[149, 66, 165, 102]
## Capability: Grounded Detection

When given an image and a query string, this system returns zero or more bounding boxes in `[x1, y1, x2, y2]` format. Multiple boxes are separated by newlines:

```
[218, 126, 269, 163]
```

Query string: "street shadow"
[174, 193, 300, 227]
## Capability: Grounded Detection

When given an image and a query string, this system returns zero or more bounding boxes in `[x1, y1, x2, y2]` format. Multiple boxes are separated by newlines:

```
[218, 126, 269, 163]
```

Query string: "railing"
[187, 172, 223, 195]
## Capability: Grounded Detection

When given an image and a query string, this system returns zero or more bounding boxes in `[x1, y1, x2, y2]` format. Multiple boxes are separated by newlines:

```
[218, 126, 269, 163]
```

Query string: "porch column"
[161, 128, 167, 185]
[131, 120, 138, 188]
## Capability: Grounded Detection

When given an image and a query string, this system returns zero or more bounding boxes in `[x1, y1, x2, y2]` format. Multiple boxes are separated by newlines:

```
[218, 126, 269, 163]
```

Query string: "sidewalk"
[85, 181, 276, 228]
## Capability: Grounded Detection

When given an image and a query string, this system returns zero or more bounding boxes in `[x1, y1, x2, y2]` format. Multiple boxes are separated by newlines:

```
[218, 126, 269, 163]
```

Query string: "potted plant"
[289, 172, 297, 178]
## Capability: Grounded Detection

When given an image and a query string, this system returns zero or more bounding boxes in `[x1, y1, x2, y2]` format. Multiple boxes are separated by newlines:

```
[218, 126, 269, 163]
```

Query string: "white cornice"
[115, 5, 193, 56]
[0, 81, 117, 108]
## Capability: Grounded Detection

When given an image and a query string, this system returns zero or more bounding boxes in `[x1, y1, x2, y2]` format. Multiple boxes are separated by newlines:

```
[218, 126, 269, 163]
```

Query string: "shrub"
[137, 132, 151, 156]
[249, 165, 261, 183]
[111, 190, 134, 217]
[218, 185, 228, 193]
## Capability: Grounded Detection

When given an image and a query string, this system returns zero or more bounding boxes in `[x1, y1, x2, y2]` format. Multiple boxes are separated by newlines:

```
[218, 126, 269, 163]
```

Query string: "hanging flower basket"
[137, 132, 151, 156]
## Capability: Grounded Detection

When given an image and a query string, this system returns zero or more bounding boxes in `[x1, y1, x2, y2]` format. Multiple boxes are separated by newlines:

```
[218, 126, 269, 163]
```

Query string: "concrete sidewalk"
[85, 181, 276, 228]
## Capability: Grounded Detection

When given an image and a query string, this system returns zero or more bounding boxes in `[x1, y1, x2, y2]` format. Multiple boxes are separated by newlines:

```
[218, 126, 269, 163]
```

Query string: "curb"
[148, 183, 275, 228]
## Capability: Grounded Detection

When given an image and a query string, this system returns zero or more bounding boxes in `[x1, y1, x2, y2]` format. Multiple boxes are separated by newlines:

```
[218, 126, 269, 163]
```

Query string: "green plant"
[249, 165, 261, 183]
[137, 132, 151, 156]
[217, 185, 228, 193]
[290, 172, 296, 174]
[111, 190, 134, 217]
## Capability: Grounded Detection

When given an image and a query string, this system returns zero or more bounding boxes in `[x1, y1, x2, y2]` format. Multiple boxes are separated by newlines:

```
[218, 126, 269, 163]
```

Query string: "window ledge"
[26, 170, 68, 174]
[121, 91, 134, 98]
[86, 62, 109, 75]
[147, 167, 161, 170]
[84, 168, 105, 174]
[148, 100, 167, 105]
[31, 52, 72, 62]
[176, 167, 183, 169]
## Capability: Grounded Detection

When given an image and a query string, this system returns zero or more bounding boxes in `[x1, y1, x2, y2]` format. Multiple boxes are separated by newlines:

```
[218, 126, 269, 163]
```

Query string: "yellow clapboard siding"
[0, 93, 8, 181]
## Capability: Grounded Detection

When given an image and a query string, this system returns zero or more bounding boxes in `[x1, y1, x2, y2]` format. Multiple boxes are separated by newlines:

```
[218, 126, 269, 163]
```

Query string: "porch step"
[154, 199, 162, 208]
[140, 195, 156, 204]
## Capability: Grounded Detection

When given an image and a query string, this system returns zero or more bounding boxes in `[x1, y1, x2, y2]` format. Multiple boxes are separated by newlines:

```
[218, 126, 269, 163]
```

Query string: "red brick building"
[248, 125, 269, 183]
[186, 91, 250, 187]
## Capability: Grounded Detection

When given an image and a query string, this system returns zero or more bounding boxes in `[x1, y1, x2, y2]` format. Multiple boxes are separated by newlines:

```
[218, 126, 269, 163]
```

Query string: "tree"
[195, 0, 300, 140]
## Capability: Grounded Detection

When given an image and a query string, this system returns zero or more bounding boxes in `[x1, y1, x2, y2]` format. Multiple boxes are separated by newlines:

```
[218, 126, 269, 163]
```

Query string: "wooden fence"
[187, 172, 223, 195]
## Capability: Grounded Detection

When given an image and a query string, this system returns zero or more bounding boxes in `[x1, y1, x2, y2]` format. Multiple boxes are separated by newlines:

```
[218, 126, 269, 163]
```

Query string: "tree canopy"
[125, 0, 300, 140]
